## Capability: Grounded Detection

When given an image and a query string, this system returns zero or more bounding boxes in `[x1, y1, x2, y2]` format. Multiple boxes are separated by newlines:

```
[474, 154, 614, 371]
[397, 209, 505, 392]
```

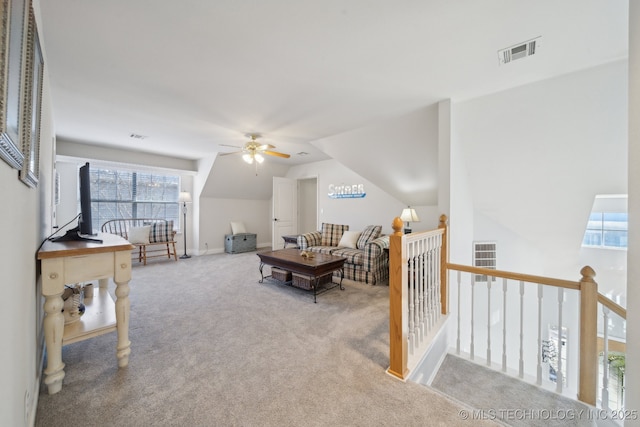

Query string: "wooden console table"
[37, 233, 135, 394]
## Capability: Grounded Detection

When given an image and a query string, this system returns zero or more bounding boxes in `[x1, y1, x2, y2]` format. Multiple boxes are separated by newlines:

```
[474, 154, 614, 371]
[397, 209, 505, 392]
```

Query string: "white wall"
[56, 139, 198, 173]
[286, 159, 438, 235]
[447, 60, 630, 398]
[198, 197, 271, 253]
[626, 1, 640, 422]
[456, 60, 628, 279]
[0, 2, 55, 424]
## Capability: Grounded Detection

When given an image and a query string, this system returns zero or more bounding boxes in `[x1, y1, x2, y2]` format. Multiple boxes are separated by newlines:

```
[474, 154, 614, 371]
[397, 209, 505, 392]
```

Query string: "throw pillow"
[230, 221, 246, 235]
[128, 225, 151, 244]
[338, 230, 362, 249]
[356, 225, 382, 249]
[321, 223, 349, 246]
[150, 220, 174, 243]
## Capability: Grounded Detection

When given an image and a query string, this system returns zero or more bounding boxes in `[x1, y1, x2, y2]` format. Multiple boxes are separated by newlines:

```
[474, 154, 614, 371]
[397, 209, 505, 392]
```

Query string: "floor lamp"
[179, 191, 192, 259]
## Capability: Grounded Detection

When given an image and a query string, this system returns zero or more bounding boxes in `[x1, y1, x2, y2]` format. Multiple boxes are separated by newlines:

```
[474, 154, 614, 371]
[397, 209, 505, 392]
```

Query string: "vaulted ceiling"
[38, 0, 628, 202]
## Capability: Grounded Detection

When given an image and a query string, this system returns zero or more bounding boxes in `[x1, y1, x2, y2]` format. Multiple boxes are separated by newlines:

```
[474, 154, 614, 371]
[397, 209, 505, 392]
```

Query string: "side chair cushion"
[321, 223, 349, 247]
[128, 225, 151, 245]
[230, 221, 246, 235]
[356, 225, 382, 249]
[150, 220, 174, 243]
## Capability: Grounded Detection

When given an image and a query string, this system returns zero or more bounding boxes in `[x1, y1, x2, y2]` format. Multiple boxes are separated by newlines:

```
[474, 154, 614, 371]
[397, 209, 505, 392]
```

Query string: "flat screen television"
[50, 162, 102, 243]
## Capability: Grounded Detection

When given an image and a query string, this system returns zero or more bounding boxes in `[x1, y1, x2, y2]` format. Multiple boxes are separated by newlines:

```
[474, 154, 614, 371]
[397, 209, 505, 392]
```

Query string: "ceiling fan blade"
[257, 144, 275, 151]
[219, 144, 242, 148]
[263, 150, 290, 159]
[219, 151, 242, 156]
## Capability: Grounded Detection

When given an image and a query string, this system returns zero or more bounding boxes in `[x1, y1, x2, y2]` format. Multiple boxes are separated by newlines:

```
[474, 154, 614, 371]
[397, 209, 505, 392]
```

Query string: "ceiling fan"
[220, 134, 290, 164]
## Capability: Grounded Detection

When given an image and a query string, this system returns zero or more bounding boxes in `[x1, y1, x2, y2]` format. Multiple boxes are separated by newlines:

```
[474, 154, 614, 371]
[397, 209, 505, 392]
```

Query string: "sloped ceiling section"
[200, 154, 291, 200]
[311, 105, 439, 206]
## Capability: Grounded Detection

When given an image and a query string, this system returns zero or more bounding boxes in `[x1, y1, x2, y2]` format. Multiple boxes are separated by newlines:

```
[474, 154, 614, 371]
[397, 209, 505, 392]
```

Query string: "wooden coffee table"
[257, 248, 346, 302]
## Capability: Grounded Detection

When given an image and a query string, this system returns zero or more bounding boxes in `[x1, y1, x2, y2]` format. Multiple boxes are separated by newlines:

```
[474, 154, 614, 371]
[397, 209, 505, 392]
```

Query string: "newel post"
[578, 266, 598, 406]
[439, 214, 449, 315]
[387, 217, 408, 380]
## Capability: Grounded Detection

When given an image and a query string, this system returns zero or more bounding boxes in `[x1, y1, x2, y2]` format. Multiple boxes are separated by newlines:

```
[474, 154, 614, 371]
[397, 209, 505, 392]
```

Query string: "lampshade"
[400, 208, 420, 223]
[179, 191, 192, 203]
[242, 153, 254, 164]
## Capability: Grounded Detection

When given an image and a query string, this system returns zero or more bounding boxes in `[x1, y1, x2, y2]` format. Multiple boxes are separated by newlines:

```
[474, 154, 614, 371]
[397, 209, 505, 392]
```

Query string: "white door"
[272, 177, 297, 249]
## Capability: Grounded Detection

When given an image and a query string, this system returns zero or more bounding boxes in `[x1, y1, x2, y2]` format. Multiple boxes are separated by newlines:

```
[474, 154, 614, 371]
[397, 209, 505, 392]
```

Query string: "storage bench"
[224, 233, 257, 254]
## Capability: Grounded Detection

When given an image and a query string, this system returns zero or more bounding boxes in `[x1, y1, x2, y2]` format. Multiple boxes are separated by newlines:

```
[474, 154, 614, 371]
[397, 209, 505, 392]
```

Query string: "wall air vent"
[498, 37, 540, 65]
[473, 241, 497, 282]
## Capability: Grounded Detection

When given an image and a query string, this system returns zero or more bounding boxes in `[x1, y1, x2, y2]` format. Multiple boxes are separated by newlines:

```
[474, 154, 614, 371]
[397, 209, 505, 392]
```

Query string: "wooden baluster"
[439, 214, 448, 315]
[537, 283, 543, 385]
[556, 287, 564, 393]
[487, 276, 492, 366]
[387, 217, 407, 380]
[578, 266, 597, 406]
[502, 278, 508, 372]
[601, 305, 610, 411]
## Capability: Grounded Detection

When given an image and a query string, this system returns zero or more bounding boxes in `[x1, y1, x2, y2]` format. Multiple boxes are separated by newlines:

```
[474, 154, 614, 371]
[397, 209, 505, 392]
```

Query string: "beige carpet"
[35, 250, 498, 427]
[431, 354, 617, 427]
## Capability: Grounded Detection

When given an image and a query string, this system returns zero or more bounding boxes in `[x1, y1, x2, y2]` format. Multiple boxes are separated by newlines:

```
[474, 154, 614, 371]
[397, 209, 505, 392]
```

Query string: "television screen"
[78, 162, 93, 236]
[50, 162, 102, 243]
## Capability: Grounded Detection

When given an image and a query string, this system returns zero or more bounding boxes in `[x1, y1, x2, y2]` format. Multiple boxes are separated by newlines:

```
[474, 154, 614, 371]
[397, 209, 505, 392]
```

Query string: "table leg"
[313, 278, 318, 303]
[114, 279, 131, 367]
[43, 292, 65, 394]
[259, 262, 265, 283]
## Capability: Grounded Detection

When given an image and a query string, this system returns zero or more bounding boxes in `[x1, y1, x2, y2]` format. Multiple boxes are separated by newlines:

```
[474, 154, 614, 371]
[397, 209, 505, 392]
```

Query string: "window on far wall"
[582, 194, 628, 249]
[582, 212, 628, 249]
[89, 165, 181, 233]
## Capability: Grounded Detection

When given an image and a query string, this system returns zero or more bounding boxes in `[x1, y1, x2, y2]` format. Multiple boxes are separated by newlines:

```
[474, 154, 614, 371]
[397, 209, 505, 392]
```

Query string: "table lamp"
[400, 207, 420, 234]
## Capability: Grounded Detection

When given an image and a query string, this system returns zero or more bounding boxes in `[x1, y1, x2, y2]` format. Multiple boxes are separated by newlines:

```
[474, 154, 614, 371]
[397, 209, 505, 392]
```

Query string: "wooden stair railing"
[387, 214, 627, 410]
[387, 215, 448, 380]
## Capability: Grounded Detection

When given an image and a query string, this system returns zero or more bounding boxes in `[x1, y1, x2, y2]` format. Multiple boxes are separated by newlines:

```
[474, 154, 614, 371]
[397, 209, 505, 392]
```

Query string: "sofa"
[296, 223, 389, 285]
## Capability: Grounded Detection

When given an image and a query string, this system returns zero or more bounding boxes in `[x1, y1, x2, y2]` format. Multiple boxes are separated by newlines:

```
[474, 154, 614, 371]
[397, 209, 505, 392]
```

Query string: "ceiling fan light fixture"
[255, 153, 264, 163]
[242, 153, 254, 164]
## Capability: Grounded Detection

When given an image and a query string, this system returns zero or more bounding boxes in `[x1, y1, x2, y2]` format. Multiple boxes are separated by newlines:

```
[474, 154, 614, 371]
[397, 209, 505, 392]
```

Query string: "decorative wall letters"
[328, 183, 366, 199]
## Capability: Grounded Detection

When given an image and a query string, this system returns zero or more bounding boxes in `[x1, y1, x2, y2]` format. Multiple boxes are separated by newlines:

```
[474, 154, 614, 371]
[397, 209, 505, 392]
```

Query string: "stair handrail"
[387, 214, 626, 408]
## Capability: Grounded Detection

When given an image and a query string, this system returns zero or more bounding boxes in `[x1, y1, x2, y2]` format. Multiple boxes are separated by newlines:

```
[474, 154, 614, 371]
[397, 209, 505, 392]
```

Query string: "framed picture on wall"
[20, 6, 43, 188]
[0, 0, 29, 170]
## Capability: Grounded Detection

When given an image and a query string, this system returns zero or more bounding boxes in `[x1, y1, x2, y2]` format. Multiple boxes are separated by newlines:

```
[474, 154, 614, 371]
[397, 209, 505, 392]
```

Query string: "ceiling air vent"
[498, 37, 540, 65]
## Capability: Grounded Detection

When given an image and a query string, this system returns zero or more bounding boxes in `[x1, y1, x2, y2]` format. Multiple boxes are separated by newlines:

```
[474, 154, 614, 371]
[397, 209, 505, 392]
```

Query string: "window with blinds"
[90, 166, 181, 233]
[473, 242, 497, 282]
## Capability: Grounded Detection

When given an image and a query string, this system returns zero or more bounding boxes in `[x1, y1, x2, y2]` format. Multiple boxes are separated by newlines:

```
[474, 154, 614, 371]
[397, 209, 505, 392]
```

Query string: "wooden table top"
[38, 233, 135, 259]
[257, 248, 346, 276]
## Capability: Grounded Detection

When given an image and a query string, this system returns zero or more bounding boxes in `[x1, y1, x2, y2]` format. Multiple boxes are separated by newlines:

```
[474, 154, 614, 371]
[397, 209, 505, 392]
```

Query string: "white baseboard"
[407, 315, 451, 386]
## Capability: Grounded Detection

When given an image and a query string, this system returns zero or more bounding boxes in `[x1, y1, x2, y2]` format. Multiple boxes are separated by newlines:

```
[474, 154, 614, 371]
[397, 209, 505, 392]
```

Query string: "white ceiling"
[38, 0, 628, 166]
